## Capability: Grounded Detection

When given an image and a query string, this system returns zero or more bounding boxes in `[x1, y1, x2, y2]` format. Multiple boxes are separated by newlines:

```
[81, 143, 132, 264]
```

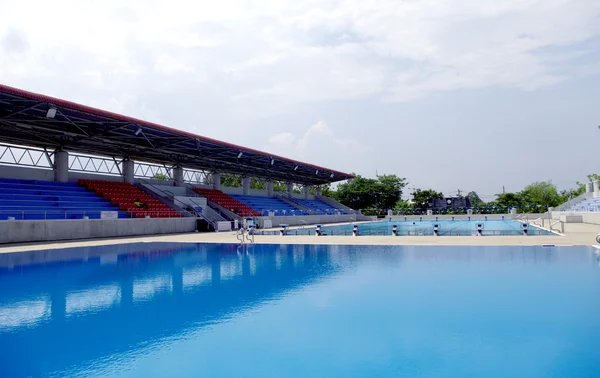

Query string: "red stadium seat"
[193, 188, 262, 217]
[79, 179, 181, 218]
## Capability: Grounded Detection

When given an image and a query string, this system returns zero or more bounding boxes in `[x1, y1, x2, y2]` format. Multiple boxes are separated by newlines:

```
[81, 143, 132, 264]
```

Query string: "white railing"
[515, 214, 528, 222]
[237, 227, 255, 244]
[0, 210, 187, 220]
[555, 192, 593, 211]
[549, 219, 565, 234]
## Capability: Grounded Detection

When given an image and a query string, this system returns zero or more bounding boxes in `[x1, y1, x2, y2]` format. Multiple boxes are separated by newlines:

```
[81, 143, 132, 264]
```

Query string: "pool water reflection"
[0, 243, 599, 377]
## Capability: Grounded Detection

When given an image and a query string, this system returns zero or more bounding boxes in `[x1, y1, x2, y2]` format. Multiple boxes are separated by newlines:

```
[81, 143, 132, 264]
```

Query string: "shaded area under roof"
[0, 84, 354, 185]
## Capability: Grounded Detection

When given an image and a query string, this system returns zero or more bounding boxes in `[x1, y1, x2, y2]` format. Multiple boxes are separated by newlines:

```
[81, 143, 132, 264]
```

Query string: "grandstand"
[0, 84, 357, 243]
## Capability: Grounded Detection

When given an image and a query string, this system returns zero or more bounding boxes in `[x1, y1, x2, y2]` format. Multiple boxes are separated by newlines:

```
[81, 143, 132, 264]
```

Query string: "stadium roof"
[0, 84, 354, 185]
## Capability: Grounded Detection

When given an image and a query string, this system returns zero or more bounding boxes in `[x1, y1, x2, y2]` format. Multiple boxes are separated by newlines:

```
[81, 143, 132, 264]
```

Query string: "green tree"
[320, 183, 335, 197]
[395, 200, 411, 210]
[152, 173, 169, 180]
[560, 182, 586, 203]
[273, 181, 287, 192]
[411, 189, 443, 209]
[377, 174, 407, 208]
[335, 176, 380, 209]
[250, 178, 266, 190]
[466, 191, 483, 208]
[493, 192, 523, 208]
[221, 174, 241, 187]
[519, 180, 561, 208]
[587, 174, 600, 182]
[334, 174, 407, 209]
[309, 183, 334, 197]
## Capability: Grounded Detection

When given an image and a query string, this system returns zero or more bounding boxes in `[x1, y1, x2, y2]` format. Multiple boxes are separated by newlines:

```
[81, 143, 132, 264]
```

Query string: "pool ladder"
[236, 227, 255, 245]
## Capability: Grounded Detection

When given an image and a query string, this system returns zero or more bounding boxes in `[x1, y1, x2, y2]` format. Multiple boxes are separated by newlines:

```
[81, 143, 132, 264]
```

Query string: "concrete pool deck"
[0, 222, 599, 254]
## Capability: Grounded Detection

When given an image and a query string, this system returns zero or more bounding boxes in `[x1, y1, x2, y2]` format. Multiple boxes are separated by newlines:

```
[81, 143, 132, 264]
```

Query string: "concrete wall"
[0, 165, 54, 181]
[290, 192, 315, 200]
[154, 185, 188, 196]
[0, 165, 125, 183]
[71, 171, 124, 183]
[551, 211, 600, 225]
[0, 218, 196, 244]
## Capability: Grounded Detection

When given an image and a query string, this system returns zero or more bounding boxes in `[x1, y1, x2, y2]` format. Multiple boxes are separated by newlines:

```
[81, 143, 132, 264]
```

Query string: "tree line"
[319, 174, 597, 215]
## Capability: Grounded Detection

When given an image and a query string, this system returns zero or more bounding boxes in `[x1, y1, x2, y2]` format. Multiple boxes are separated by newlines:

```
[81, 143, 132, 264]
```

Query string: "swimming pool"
[266, 219, 553, 236]
[1, 243, 599, 377]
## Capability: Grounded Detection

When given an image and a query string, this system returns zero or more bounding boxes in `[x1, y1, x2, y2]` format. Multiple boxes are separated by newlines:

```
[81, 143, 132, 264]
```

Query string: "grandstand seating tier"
[79, 179, 182, 218]
[230, 195, 308, 216]
[193, 188, 351, 217]
[0, 178, 125, 220]
[193, 188, 262, 217]
[288, 198, 350, 215]
[563, 198, 600, 212]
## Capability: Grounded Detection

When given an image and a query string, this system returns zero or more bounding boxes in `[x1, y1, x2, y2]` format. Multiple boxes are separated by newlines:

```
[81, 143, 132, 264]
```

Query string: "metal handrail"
[237, 227, 254, 244]
[236, 228, 245, 244]
[137, 178, 174, 199]
[549, 220, 565, 234]
[515, 214, 528, 222]
[245, 229, 255, 243]
[533, 217, 544, 227]
[139, 181, 221, 230]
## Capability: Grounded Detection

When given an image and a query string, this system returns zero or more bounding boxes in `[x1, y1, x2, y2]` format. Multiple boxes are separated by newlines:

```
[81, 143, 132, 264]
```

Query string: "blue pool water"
[277, 219, 553, 236]
[1, 243, 599, 377]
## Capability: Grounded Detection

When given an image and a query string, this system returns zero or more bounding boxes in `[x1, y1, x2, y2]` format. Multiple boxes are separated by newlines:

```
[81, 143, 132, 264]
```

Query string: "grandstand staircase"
[137, 181, 188, 215]
[204, 198, 241, 221]
[137, 181, 230, 229]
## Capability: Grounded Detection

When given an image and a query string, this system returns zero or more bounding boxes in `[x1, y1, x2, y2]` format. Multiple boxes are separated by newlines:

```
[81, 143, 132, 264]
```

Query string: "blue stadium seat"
[230, 195, 309, 216]
[0, 178, 127, 220]
[293, 199, 350, 215]
[564, 198, 600, 212]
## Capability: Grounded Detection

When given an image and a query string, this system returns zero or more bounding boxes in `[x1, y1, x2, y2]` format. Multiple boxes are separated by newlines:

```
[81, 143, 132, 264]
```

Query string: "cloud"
[1, 28, 29, 54]
[1, 0, 598, 110]
[267, 132, 295, 148]
[264, 120, 370, 173]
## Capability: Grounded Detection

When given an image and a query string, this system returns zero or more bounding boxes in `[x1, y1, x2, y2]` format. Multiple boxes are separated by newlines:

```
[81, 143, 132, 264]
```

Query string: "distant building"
[427, 197, 471, 210]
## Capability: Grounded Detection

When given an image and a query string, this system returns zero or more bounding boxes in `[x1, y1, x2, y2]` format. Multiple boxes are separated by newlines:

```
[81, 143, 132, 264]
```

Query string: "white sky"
[1, 0, 599, 200]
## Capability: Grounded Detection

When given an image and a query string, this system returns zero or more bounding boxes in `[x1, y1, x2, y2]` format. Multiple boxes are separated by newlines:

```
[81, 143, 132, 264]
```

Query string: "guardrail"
[360, 208, 548, 216]
[533, 217, 545, 227]
[549, 219, 565, 234]
[259, 228, 553, 236]
[0, 210, 192, 220]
